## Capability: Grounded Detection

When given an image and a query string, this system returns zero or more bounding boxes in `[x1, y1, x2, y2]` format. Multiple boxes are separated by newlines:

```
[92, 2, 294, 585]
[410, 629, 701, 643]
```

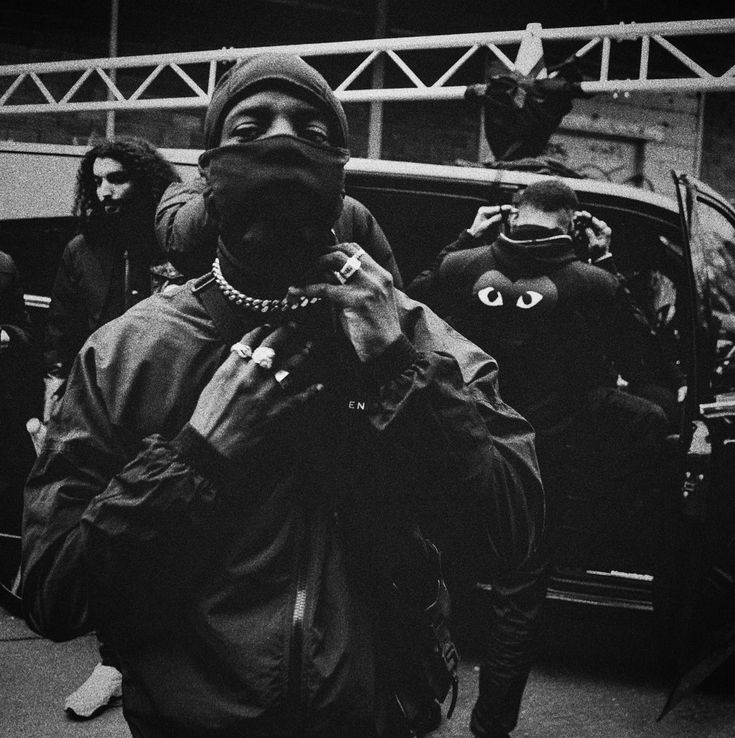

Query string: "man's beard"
[87, 197, 154, 255]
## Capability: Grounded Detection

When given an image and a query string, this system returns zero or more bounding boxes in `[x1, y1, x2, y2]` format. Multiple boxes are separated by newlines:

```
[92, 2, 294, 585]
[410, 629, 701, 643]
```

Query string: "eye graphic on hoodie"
[478, 287, 503, 307]
[473, 270, 558, 319]
[478, 287, 546, 309]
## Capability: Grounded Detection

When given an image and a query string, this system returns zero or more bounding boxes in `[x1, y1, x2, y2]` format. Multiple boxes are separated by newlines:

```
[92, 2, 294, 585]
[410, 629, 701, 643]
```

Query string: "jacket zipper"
[123, 249, 131, 310]
[288, 522, 310, 731]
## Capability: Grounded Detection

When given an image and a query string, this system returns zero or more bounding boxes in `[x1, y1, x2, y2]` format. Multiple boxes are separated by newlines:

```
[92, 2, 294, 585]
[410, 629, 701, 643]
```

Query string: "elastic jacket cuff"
[363, 334, 418, 385]
[456, 229, 481, 248]
[171, 423, 241, 493]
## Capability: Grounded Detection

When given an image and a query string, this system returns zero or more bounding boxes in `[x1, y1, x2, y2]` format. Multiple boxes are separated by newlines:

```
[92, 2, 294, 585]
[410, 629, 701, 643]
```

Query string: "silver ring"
[334, 253, 363, 284]
[274, 369, 290, 388]
[230, 342, 253, 360]
[252, 346, 276, 370]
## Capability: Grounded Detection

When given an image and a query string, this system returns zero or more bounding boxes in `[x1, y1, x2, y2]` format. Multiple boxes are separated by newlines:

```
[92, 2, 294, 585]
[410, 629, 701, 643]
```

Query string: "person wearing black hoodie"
[408, 179, 677, 534]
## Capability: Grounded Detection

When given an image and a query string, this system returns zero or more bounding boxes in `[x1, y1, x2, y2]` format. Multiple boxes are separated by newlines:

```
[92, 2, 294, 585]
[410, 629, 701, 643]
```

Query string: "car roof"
[119, 143, 682, 214]
[0, 140, 680, 220]
[345, 157, 680, 216]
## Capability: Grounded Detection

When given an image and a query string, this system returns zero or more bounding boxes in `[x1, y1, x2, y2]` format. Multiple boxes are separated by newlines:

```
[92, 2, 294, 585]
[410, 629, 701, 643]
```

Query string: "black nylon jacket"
[22, 281, 544, 736]
[44, 231, 156, 378]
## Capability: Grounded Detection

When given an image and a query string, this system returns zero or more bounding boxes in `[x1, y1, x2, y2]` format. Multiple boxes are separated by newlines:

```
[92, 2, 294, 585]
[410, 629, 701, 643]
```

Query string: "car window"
[695, 197, 735, 340]
[346, 185, 491, 284]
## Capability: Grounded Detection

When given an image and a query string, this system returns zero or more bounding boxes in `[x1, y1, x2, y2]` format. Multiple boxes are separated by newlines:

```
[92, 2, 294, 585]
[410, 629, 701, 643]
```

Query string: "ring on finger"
[230, 342, 253, 360]
[334, 253, 363, 284]
[274, 368, 290, 388]
[252, 346, 276, 370]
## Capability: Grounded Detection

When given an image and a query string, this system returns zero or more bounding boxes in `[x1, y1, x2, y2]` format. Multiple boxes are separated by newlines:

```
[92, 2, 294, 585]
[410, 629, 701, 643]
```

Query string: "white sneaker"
[64, 662, 123, 718]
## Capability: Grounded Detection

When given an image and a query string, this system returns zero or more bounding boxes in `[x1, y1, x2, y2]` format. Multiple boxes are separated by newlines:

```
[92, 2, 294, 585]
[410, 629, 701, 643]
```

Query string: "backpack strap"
[191, 272, 243, 346]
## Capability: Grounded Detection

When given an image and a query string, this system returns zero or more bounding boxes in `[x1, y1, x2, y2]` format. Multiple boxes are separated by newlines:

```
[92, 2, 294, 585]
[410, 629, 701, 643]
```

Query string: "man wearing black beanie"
[155, 54, 402, 287]
[22, 54, 545, 738]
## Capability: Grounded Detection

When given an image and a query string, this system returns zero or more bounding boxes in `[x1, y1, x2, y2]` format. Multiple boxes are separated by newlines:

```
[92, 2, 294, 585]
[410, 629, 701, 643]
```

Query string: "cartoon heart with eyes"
[473, 270, 558, 317]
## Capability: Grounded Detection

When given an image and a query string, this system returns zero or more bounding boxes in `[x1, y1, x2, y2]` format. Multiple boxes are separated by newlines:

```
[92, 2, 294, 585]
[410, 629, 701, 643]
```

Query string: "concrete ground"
[1, 608, 127, 737]
[2, 601, 735, 737]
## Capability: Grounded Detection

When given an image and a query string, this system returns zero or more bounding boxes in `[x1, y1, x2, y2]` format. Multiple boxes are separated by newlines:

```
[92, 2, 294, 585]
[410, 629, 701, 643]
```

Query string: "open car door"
[659, 171, 735, 718]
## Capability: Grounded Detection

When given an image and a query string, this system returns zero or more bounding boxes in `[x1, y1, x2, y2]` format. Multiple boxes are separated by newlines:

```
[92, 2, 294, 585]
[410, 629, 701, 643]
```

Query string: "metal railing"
[0, 19, 734, 117]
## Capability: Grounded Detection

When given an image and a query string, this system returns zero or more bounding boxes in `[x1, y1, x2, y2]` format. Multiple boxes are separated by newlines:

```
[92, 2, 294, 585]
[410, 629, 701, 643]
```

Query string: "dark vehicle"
[344, 159, 735, 616]
[2, 145, 735, 683]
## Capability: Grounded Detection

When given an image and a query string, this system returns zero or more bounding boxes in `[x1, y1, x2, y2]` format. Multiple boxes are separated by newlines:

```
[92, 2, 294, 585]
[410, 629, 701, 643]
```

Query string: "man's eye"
[301, 126, 329, 144]
[231, 124, 261, 142]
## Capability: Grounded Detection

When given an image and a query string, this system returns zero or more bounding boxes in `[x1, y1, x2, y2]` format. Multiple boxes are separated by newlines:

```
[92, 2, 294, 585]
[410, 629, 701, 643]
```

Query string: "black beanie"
[203, 53, 349, 149]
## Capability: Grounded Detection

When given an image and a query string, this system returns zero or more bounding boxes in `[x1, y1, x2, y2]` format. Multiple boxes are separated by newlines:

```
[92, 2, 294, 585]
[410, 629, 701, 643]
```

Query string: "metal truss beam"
[0, 18, 733, 116]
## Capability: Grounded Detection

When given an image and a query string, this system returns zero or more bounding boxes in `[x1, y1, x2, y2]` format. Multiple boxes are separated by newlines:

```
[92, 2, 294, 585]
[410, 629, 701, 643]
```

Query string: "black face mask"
[200, 135, 350, 291]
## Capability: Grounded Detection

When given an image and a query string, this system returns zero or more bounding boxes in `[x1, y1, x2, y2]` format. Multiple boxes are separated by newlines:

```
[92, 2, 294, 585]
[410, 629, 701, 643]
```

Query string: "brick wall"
[349, 87, 711, 202]
[701, 92, 735, 205]
[545, 91, 702, 197]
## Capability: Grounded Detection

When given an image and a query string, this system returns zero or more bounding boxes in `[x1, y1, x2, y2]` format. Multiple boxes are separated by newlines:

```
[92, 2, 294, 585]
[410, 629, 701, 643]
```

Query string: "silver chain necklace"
[211, 258, 320, 313]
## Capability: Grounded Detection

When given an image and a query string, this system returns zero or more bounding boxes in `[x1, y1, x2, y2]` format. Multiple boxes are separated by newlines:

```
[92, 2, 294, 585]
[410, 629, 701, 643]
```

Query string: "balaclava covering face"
[199, 54, 351, 293]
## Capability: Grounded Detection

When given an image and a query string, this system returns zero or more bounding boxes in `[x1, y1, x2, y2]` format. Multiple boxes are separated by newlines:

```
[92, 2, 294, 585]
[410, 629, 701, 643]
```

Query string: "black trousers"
[537, 385, 671, 508]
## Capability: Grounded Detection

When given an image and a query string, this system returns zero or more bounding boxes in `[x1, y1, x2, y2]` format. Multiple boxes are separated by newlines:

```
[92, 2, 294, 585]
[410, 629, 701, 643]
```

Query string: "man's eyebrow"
[229, 101, 270, 116]
[230, 99, 324, 117]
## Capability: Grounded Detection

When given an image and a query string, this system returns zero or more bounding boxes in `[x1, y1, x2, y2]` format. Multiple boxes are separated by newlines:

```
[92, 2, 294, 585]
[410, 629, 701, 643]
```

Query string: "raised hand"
[287, 242, 404, 363]
[189, 322, 322, 460]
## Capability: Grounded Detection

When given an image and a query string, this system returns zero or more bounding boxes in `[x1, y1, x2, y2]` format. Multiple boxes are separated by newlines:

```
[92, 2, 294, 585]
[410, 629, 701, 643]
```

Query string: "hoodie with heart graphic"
[408, 225, 673, 436]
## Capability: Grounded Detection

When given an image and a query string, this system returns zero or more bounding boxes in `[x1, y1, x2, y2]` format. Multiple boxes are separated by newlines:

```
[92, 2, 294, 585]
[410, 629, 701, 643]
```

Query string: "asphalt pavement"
[3, 600, 735, 737]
